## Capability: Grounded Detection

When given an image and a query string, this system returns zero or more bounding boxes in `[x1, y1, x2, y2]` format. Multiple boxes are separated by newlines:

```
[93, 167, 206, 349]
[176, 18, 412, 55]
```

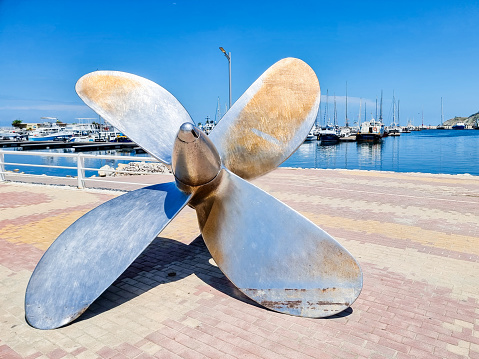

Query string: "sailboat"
[319, 90, 340, 143]
[437, 97, 446, 129]
[388, 92, 401, 136]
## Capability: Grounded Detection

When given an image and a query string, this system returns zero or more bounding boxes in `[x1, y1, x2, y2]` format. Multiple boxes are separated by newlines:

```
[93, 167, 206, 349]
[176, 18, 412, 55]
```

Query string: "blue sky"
[1, 0, 478, 128]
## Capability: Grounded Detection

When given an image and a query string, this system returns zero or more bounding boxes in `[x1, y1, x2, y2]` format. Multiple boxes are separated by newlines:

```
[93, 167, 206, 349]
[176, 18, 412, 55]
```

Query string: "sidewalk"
[1, 168, 478, 358]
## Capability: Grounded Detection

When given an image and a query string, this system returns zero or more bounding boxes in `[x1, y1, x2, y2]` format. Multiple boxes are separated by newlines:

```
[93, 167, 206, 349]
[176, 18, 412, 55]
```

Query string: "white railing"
[0, 150, 169, 189]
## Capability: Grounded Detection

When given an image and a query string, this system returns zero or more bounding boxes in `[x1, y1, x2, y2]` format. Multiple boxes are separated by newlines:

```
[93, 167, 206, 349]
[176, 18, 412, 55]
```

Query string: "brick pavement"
[0, 168, 478, 358]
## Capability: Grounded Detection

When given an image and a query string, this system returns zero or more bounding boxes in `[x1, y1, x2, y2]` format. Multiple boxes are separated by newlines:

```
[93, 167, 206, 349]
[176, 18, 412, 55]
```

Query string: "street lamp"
[219, 47, 232, 109]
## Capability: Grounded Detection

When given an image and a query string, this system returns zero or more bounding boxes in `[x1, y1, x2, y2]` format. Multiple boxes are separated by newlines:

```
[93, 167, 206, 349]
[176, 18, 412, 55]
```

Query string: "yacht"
[319, 124, 340, 144]
[356, 119, 385, 142]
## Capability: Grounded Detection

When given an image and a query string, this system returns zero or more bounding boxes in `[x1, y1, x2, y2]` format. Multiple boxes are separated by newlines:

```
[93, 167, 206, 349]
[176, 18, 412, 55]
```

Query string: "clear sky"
[1, 0, 478, 128]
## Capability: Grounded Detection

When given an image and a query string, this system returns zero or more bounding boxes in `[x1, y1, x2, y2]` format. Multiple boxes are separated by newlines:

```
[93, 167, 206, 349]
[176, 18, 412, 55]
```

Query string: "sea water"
[2, 129, 479, 177]
[282, 129, 479, 176]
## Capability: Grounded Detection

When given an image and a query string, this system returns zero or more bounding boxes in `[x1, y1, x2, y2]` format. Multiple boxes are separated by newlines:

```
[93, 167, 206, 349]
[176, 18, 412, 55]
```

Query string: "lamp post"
[219, 47, 231, 109]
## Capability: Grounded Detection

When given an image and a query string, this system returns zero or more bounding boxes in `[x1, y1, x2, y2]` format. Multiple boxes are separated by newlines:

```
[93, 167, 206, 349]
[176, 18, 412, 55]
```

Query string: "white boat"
[319, 124, 340, 143]
[304, 132, 317, 142]
[0, 130, 26, 141]
[69, 135, 97, 142]
[452, 122, 466, 130]
[356, 119, 385, 142]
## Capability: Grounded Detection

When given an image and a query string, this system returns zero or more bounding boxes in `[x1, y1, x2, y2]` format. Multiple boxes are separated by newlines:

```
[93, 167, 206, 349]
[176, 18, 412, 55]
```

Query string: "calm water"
[2, 148, 150, 178]
[282, 129, 479, 176]
[2, 129, 479, 177]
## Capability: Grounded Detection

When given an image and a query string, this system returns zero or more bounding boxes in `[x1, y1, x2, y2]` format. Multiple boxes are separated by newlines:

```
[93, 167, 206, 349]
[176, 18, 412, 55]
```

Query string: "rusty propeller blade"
[76, 71, 194, 165]
[195, 168, 362, 317]
[208, 58, 320, 180]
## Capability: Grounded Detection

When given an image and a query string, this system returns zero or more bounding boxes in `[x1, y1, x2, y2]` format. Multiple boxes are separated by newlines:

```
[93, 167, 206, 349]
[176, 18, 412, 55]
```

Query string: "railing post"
[0, 151, 5, 182]
[77, 153, 85, 189]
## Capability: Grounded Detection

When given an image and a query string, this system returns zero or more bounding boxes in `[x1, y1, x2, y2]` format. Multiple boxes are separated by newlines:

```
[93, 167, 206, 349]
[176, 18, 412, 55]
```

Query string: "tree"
[12, 119, 22, 128]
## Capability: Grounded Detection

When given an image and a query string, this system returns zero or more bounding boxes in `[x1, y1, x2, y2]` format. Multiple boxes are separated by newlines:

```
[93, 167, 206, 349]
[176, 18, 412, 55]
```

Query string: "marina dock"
[1, 168, 478, 358]
[0, 140, 145, 153]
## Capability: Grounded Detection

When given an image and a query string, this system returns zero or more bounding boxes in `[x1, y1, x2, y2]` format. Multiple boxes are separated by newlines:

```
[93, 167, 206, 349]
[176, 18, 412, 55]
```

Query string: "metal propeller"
[25, 58, 362, 330]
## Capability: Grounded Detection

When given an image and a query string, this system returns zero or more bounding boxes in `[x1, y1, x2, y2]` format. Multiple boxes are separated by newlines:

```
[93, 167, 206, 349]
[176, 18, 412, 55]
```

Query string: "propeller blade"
[195, 169, 362, 317]
[208, 58, 320, 179]
[76, 71, 193, 164]
[25, 182, 191, 329]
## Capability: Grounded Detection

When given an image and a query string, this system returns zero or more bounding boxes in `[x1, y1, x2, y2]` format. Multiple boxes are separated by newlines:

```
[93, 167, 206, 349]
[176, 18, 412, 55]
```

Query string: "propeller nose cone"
[177, 123, 200, 143]
[172, 124, 221, 188]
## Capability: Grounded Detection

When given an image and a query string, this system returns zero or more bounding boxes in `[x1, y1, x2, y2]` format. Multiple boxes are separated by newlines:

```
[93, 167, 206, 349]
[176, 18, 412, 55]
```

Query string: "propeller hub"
[172, 123, 222, 188]
[177, 122, 200, 143]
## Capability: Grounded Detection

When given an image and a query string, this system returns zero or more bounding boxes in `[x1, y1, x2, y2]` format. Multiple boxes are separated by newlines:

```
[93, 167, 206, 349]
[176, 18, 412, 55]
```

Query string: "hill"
[444, 111, 479, 126]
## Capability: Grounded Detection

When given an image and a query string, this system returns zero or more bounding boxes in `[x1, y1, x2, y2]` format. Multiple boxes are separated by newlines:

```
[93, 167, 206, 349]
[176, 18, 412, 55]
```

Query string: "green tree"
[12, 119, 22, 127]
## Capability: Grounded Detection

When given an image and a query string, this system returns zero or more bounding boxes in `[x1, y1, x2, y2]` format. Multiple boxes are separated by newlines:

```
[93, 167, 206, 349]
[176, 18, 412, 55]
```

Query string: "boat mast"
[359, 99, 362, 124]
[441, 97, 444, 126]
[379, 90, 383, 121]
[422, 108, 424, 128]
[375, 97, 378, 121]
[334, 94, 337, 126]
[326, 89, 329, 126]
[345, 82, 349, 127]
[392, 91, 396, 126]
[364, 101, 367, 121]
[397, 100, 400, 126]
[215, 97, 222, 123]
[316, 99, 321, 128]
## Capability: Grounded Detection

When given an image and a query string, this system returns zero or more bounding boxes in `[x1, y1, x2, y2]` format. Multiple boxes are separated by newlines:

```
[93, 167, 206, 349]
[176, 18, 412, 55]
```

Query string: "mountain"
[444, 111, 479, 126]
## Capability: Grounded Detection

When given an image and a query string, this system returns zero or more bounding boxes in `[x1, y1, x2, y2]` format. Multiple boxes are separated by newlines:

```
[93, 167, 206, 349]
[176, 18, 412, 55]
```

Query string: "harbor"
[1, 168, 478, 358]
[2, 1, 479, 357]
[2, 128, 479, 180]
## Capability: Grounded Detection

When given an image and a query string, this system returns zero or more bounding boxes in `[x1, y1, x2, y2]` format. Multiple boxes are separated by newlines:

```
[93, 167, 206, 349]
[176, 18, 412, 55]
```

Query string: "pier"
[0, 140, 145, 153]
[1, 168, 478, 358]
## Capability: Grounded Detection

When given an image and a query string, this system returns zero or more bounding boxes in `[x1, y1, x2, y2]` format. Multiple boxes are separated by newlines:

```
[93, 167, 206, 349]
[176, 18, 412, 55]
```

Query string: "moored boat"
[356, 119, 384, 142]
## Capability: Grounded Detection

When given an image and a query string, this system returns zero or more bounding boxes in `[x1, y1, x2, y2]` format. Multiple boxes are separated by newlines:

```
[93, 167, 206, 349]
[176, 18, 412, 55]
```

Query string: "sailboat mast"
[392, 91, 396, 125]
[441, 97, 444, 125]
[334, 94, 337, 126]
[359, 99, 362, 123]
[379, 90, 383, 121]
[326, 89, 329, 125]
[215, 97, 222, 123]
[345, 82, 349, 127]
[317, 100, 321, 128]
[397, 100, 400, 126]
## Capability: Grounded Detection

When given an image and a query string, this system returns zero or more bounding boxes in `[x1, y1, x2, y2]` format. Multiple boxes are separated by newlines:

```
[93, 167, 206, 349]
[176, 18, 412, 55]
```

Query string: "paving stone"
[1, 169, 478, 358]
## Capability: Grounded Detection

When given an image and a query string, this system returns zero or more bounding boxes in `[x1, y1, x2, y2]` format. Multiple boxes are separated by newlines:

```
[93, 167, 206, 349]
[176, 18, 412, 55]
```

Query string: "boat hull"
[356, 133, 382, 142]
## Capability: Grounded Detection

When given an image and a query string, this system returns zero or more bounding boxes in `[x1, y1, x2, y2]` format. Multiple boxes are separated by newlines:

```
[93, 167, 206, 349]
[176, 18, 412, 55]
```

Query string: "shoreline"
[2, 166, 477, 194]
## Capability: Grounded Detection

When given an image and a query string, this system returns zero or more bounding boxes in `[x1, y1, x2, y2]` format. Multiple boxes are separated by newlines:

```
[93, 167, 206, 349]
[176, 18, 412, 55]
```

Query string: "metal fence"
[0, 150, 168, 189]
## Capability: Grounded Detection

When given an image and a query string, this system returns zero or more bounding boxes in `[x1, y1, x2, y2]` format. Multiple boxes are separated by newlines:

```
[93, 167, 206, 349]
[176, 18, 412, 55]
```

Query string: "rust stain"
[223, 58, 320, 178]
[260, 299, 303, 309]
[313, 239, 361, 282]
[78, 73, 141, 113]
